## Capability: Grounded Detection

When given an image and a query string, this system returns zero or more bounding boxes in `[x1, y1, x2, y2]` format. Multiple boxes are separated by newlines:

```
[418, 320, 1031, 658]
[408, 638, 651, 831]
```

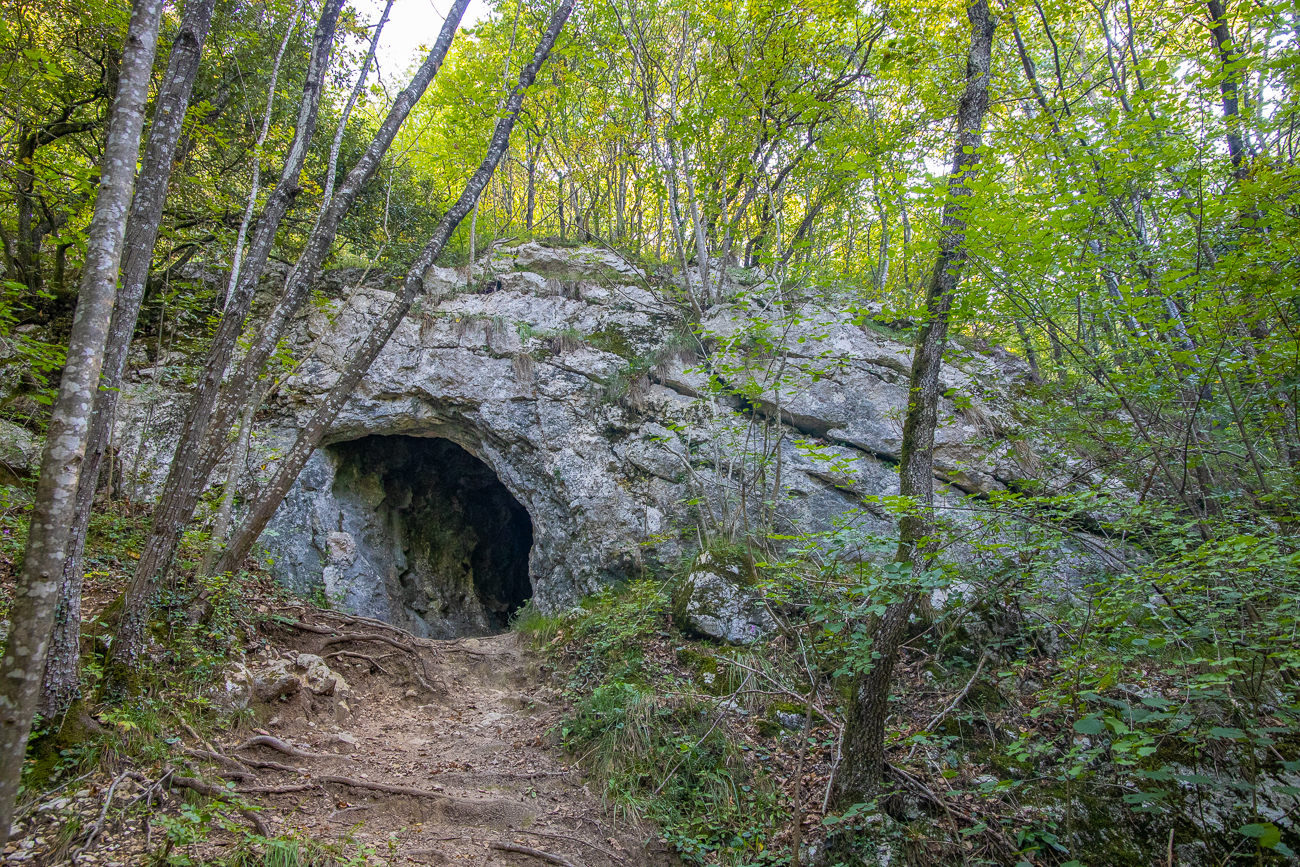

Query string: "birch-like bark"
[832, 0, 995, 806]
[199, 388, 260, 577]
[114, 0, 471, 607]
[679, 147, 711, 305]
[225, 0, 305, 309]
[109, 0, 345, 689]
[0, 0, 163, 841]
[36, 0, 218, 728]
[322, 0, 393, 210]
[212, 0, 576, 577]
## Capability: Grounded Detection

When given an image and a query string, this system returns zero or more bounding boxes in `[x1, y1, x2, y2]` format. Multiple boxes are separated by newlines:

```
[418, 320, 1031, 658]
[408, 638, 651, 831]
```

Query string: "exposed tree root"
[237, 757, 304, 773]
[523, 830, 625, 862]
[236, 783, 320, 794]
[320, 631, 417, 654]
[276, 617, 336, 635]
[327, 650, 394, 675]
[235, 734, 344, 760]
[492, 841, 583, 867]
[181, 747, 254, 779]
[314, 775, 453, 799]
[168, 774, 270, 836]
[283, 619, 441, 692]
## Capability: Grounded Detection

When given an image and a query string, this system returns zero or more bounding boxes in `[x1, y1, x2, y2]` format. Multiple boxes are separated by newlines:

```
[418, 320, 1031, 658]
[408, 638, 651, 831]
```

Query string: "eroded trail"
[5, 621, 667, 867]
[235, 625, 661, 866]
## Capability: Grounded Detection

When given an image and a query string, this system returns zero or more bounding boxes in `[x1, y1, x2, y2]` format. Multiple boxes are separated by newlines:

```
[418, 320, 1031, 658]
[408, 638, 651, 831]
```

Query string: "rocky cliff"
[110, 243, 1101, 638]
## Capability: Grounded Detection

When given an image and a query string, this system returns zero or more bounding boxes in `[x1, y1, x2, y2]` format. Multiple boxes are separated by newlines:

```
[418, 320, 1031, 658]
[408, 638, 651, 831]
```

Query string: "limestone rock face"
[108, 244, 1097, 638]
[674, 552, 775, 645]
[269, 436, 533, 639]
[0, 419, 42, 480]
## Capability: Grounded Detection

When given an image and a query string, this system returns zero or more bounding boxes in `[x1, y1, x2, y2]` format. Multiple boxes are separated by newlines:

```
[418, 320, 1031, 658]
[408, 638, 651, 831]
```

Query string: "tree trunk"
[108, 0, 345, 692]
[831, 0, 996, 808]
[0, 0, 163, 842]
[558, 174, 566, 238]
[1014, 318, 1043, 384]
[322, 0, 392, 211]
[199, 391, 257, 576]
[37, 0, 218, 729]
[1206, 0, 1248, 175]
[212, 0, 576, 577]
[14, 129, 40, 295]
[525, 136, 537, 230]
[221, 0, 304, 310]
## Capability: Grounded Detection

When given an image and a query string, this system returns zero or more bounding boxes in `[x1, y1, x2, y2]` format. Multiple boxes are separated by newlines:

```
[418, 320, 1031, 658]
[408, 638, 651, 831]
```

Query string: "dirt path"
[236, 627, 667, 866]
[256, 630, 657, 865]
[5, 626, 668, 867]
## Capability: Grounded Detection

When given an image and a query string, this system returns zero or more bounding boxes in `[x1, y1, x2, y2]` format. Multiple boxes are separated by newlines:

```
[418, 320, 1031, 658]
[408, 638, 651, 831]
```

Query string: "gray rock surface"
[107, 243, 1104, 638]
[0, 419, 41, 480]
[675, 552, 775, 644]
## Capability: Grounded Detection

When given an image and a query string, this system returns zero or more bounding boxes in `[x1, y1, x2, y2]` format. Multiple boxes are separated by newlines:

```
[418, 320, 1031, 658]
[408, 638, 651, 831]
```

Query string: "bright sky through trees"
[355, 0, 492, 73]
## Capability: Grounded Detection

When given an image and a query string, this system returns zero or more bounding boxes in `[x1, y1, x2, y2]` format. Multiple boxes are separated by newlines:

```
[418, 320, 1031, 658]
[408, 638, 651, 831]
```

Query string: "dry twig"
[72, 769, 130, 860]
[906, 650, 990, 762]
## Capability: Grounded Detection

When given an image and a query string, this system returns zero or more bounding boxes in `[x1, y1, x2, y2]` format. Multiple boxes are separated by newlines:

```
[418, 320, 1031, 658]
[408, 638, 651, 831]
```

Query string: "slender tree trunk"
[14, 130, 40, 295]
[1207, 0, 1248, 175]
[875, 193, 889, 290]
[832, 0, 995, 808]
[223, 0, 304, 310]
[1014, 318, 1044, 383]
[200, 390, 257, 576]
[469, 200, 479, 283]
[684, 164, 711, 303]
[322, 0, 392, 211]
[212, 0, 576, 577]
[36, 0, 218, 728]
[0, 0, 163, 841]
[526, 137, 537, 230]
[108, 0, 345, 692]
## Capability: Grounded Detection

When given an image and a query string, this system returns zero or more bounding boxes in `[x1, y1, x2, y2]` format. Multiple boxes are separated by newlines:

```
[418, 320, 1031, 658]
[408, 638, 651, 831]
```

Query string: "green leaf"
[1238, 823, 1281, 849]
[1073, 717, 1106, 735]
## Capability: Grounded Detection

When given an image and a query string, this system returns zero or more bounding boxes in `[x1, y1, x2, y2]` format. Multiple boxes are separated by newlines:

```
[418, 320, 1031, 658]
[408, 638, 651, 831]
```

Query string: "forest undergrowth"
[0, 361, 1297, 867]
[0, 488, 398, 866]
[516, 483, 1300, 867]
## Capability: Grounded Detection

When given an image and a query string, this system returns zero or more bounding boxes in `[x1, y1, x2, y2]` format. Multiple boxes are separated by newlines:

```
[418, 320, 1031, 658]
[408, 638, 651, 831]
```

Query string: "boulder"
[674, 552, 775, 645]
[0, 419, 42, 479]
[243, 653, 349, 705]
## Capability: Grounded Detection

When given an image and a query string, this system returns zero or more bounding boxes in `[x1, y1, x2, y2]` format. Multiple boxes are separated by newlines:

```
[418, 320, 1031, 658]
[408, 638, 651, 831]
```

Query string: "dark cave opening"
[329, 435, 533, 634]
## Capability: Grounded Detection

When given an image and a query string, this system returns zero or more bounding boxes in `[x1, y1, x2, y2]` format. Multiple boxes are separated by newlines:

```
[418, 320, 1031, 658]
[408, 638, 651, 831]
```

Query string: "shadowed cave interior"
[328, 435, 533, 636]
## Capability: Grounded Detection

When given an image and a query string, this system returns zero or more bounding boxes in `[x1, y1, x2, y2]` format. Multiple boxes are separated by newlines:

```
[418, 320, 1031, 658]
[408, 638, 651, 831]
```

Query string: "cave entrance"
[328, 435, 533, 635]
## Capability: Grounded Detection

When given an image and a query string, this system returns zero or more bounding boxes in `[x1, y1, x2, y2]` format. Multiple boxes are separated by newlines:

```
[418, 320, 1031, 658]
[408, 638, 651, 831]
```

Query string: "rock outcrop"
[673, 551, 775, 644]
[109, 242, 1095, 639]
